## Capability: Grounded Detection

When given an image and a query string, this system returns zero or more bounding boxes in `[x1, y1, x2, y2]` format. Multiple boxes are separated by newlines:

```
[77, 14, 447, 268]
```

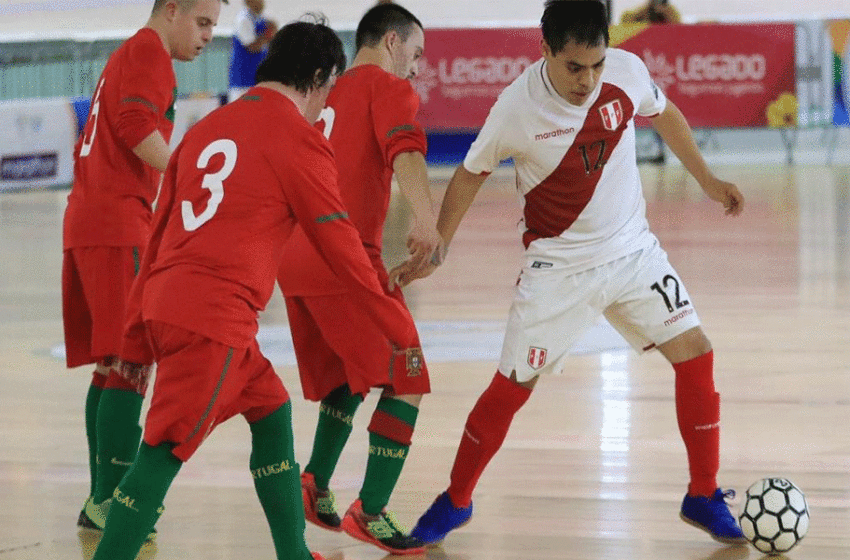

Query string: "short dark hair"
[255, 15, 346, 94]
[355, 2, 423, 52]
[152, 0, 227, 15]
[541, 0, 609, 55]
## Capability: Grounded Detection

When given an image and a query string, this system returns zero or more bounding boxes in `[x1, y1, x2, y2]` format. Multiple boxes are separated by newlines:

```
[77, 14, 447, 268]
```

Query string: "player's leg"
[659, 329, 744, 544]
[296, 289, 432, 553]
[90, 442, 181, 560]
[285, 296, 359, 531]
[303, 384, 362, 530]
[63, 249, 101, 517]
[76, 247, 146, 518]
[342, 391, 425, 555]
[247, 404, 313, 560]
[604, 243, 744, 544]
[239, 342, 315, 560]
[92, 367, 144, 505]
[77, 364, 108, 528]
[63, 248, 138, 527]
[413, 262, 601, 544]
[410, 370, 535, 545]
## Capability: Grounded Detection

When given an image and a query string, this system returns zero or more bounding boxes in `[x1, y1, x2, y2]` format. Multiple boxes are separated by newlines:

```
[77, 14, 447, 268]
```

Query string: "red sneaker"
[340, 499, 425, 555]
[301, 472, 341, 532]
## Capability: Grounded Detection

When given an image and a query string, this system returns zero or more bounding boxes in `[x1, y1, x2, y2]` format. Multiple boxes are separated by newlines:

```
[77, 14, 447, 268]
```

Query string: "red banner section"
[615, 23, 796, 128]
[413, 23, 796, 130]
[412, 28, 542, 131]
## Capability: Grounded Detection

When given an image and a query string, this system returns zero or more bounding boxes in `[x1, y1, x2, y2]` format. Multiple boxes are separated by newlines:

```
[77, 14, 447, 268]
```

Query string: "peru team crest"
[599, 99, 624, 131]
[527, 346, 547, 369]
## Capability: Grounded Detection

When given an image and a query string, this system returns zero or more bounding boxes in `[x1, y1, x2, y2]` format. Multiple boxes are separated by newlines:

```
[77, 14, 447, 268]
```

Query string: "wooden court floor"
[1, 163, 849, 559]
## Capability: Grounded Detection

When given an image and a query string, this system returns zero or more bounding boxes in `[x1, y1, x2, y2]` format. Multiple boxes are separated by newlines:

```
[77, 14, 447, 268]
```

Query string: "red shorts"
[143, 321, 289, 462]
[285, 291, 430, 401]
[62, 246, 139, 368]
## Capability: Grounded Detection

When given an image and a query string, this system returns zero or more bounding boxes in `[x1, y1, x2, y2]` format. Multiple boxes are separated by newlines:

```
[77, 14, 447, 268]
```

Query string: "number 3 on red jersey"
[181, 139, 237, 231]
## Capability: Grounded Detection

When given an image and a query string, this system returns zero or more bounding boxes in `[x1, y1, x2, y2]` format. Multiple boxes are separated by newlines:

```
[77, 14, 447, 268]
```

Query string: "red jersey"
[121, 87, 415, 362]
[63, 28, 176, 249]
[278, 64, 427, 296]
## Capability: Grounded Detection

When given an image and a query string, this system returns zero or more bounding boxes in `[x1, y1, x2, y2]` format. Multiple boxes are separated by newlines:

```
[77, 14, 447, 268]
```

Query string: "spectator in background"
[228, 0, 278, 100]
[620, 0, 681, 24]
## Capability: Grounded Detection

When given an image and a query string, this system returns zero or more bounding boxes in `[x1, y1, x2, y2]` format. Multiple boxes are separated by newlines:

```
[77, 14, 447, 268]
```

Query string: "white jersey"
[464, 48, 666, 274]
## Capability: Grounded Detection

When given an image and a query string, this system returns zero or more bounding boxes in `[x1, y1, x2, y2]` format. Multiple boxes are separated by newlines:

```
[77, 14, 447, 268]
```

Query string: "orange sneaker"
[301, 472, 341, 532]
[340, 499, 425, 555]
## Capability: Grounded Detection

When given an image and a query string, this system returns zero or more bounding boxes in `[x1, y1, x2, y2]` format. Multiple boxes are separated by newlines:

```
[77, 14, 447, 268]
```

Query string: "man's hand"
[405, 218, 443, 271]
[701, 176, 744, 216]
[388, 257, 437, 290]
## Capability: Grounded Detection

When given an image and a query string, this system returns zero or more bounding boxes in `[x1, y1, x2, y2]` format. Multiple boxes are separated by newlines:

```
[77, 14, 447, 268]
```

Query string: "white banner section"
[0, 97, 77, 191]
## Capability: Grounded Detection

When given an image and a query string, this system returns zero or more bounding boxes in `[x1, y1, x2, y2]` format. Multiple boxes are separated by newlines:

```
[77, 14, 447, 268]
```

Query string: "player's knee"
[506, 369, 539, 390]
[381, 391, 422, 408]
[660, 327, 712, 363]
[95, 356, 116, 376]
[368, 397, 419, 446]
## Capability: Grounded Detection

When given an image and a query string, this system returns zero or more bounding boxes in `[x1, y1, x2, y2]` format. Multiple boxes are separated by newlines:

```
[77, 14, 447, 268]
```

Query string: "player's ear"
[163, 0, 179, 21]
[384, 30, 399, 52]
[311, 68, 326, 90]
[540, 38, 552, 59]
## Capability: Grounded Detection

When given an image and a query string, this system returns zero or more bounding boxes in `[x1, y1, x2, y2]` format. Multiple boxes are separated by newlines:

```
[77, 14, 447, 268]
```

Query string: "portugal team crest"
[527, 346, 547, 369]
[599, 99, 624, 131]
[405, 348, 424, 377]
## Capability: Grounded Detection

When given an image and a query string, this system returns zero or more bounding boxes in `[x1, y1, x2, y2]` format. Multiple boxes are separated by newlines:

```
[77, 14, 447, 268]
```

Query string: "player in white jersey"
[399, 0, 747, 547]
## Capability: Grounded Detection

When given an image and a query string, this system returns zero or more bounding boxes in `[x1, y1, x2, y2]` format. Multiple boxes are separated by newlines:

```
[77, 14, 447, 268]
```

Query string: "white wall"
[1, 0, 847, 39]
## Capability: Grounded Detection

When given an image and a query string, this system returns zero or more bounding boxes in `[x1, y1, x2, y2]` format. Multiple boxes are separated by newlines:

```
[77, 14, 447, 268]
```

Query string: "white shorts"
[499, 241, 701, 382]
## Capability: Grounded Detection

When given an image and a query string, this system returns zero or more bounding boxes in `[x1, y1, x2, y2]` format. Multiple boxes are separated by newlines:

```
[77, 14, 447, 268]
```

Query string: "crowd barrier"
[0, 21, 847, 192]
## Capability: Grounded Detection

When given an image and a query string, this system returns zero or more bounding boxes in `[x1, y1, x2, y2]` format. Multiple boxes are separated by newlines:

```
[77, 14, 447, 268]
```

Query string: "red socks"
[447, 372, 532, 508]
[674, 351, 720, 497]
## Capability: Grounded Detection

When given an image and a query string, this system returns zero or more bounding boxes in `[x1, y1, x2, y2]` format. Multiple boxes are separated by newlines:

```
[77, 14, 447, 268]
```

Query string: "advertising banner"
[0, 98, 77, 191]
[830, 20, 850, 126]
[412, 28, 542, 131]
[413, 24, 797, 131]
[613, 23, 797, 128]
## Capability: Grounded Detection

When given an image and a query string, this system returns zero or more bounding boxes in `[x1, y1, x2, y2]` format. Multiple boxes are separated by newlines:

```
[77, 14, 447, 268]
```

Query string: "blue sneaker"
[680, 488, 747, 544]
[410, 492, 473, 544]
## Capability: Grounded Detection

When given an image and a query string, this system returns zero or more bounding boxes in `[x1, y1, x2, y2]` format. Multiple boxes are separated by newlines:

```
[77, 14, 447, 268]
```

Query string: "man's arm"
[392, 150, 442, 269]
[131, 130, 171, 172]
[650, 101, 744, 216]
[437, 164, 489, 245]
[389, 164, 488, 288]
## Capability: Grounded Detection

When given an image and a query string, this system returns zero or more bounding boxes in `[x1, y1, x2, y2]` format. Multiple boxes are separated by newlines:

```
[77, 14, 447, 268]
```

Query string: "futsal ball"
[738, 478, 809, 555]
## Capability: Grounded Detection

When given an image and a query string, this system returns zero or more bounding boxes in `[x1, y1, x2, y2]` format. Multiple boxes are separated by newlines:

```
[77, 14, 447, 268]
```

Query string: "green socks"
[92, 387, 143, 504]
[91, 443, 182, 560]
[84, 374, 105, 499]
[249, 402, 312, 560]
[305, 385, 363, 489]
[360, 398, 419, 515]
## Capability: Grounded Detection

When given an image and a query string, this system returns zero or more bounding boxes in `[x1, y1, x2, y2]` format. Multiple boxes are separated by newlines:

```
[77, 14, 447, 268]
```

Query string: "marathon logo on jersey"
[534, 127, 575, 141]
[1, 152, 57, 181]
[598, 99, 624, 132]
[527, 346, 547, 370]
